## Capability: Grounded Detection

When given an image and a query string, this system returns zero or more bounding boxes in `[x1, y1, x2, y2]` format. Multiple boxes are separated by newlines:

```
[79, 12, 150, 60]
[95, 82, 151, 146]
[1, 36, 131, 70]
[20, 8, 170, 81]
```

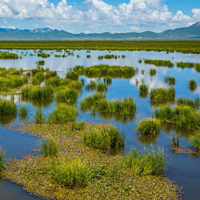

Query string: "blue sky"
[0, 0, 200, 33]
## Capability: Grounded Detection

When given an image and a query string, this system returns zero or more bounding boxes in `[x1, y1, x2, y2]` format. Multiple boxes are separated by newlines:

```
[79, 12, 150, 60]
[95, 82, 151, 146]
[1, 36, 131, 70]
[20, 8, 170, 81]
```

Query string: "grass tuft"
[136, 118, 161, 136]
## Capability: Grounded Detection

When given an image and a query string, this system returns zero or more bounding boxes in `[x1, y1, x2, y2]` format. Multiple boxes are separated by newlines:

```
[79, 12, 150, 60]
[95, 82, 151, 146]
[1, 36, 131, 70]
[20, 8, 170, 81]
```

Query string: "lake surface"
[0, 49, 200, 199]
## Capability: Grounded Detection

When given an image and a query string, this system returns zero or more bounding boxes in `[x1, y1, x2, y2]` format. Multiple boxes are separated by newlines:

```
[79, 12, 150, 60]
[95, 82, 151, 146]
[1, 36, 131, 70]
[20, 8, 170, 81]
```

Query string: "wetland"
[0, 42, 200, 199]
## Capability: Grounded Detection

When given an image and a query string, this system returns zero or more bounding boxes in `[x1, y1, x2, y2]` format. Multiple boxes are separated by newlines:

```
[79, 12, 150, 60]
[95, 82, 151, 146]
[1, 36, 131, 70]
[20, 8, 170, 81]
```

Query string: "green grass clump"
[150, 69, 156, 76]
[0, 52, 18, 59]
[136, 119, 161, 136]
[154, 105, 200, 130]
[177, 62, 195, 69]
[150, 87, 175, 103]
[176, 97, 200, 109]
[66, 71, 79, 80]
[41, 138, 59, 157]
[19, 105, 28, 115]
[0, 99, 17, 115]
[35, 108, 45, 124]
[139, 84, 148, 93]
[96, 82, 108, 92]
[86, 55, 91, 58]
[190, 137, 200, 151]
[144, 60, 173, 68]
[74, 64, 135, 78]
[195, 64, 200, 72]
[80, 93, 105, 111]
[51, 160, 88, 188]
[83, 124, 125, 149]
[165, 76, 175, 85]
[48, 104, 77, 123]
[21, 85, 54, 100]
[189, 79, 197, 91]
[56, 87, 79, 102]
[0, 147, 4, 172]
[36, 60, 45, 65]
[37, 53, 50, 58]
[121, 148, 165, 175]
[0, 68, 28, 91]
[138, 59, 142, 63]
[44, 71, 57, 79]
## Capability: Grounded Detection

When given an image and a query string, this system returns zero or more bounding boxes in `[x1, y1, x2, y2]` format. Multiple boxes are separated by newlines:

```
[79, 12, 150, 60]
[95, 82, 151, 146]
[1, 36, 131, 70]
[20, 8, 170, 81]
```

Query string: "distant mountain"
[0, 22, 200, 40]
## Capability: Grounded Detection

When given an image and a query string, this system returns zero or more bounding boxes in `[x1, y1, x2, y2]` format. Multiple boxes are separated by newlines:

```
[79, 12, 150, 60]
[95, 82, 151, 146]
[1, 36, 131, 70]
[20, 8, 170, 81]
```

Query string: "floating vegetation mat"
[4, 121, 182, 200]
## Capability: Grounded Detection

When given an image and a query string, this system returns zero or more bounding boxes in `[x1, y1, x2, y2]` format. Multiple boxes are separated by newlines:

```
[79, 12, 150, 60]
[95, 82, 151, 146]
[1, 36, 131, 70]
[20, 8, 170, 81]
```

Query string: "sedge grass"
[48, 104, 77, 123]
[150, 69, 156, 76]
[154, 105, 200, 130]
[51, 160, 88, 188]
[136, 118, 161, 136]
[19, 105, 28, 116]
[41, 137, 59, 157]
[0, 99, 17, 115]
[83, 124, 125, 149]
[176, 97, 200, 109]
[190, 137, 200, 151]
[150, 87, 175, 103]
[21, 85, 54, 100]
[56, 87, 79, 102]
[189, 79, 197, 91]
[121, 148, 165, 175]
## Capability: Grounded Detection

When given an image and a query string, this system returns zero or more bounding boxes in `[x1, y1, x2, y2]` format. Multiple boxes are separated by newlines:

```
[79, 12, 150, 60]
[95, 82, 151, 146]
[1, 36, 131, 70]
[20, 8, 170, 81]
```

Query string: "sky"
[0, 0, 200, 33]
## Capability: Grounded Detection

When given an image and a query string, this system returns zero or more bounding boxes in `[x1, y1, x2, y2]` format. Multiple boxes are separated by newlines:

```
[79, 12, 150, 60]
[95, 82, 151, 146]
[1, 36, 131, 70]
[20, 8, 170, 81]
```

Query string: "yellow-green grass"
[154, 105, 200, 130]
[136, 118, 161, 136]
[0, 99, 17, 116]
[3, 121, 182, 199]
[21, 85, 54, 100]
[150, 87, 175, 103]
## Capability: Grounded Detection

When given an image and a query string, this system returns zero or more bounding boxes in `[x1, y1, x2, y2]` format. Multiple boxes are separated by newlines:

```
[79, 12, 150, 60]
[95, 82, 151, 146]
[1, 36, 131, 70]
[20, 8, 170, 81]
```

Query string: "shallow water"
[0, 49, 200, 199]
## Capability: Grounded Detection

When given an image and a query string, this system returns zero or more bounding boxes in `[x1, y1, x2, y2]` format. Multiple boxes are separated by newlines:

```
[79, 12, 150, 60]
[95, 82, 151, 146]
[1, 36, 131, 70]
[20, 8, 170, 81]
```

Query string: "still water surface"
[0, 49, 200, 199]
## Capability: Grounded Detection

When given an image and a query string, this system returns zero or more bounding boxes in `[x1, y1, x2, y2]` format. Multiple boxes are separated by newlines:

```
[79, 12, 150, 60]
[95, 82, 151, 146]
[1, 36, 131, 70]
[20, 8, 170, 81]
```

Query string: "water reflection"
[0, 115, 17, 126]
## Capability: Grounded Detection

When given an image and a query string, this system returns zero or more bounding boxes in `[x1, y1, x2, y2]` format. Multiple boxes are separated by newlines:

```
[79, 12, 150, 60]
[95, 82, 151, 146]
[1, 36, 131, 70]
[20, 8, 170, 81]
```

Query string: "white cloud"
[0, 0, 198, 32]
[3, 19, 7, 24]
[130, 26, 139, 31]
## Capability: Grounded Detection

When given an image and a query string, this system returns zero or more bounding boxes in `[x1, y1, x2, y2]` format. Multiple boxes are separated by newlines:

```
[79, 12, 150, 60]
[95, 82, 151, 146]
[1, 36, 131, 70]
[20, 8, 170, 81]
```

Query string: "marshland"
[0, 41, 200, 200]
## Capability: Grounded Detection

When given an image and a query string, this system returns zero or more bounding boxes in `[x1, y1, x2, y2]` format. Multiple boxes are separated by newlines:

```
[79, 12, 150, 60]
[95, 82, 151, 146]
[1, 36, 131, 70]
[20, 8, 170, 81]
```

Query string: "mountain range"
[0, 22, 200, 40]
